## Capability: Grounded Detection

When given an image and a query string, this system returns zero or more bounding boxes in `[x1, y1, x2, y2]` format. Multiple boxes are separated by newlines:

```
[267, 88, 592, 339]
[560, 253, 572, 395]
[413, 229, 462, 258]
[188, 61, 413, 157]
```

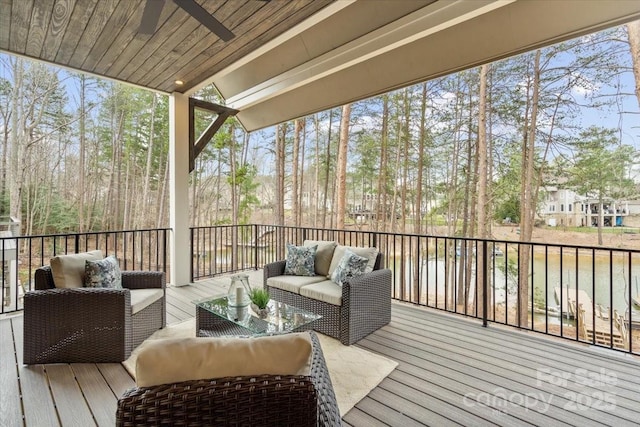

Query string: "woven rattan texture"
[116, 331, 341, 427]
[23, 265, 165, 364]
[264, 254, 391, 345]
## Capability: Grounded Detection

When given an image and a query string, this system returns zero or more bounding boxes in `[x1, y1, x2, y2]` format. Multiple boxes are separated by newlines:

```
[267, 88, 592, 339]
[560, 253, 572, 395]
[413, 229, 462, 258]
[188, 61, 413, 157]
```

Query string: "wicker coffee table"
[194, 296, 321, 337]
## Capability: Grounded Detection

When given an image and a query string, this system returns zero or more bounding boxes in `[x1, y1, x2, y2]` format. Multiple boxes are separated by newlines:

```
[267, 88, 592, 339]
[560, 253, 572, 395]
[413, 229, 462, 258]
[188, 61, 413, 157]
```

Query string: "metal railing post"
[163, 229, 168, 273]
[254, 224, 259, 270]
[482, 240, 488, 327]
[189, 228, 194, 282]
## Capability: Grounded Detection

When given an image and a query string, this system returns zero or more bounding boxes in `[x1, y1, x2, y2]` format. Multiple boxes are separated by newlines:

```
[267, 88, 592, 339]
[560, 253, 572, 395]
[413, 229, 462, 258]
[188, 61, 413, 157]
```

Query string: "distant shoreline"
[490, 225, 640, 250]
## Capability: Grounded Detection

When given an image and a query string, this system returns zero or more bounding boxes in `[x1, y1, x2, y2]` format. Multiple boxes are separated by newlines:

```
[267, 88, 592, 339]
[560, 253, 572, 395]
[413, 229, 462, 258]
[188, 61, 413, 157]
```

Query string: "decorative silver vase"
[251, 303, 270, 319]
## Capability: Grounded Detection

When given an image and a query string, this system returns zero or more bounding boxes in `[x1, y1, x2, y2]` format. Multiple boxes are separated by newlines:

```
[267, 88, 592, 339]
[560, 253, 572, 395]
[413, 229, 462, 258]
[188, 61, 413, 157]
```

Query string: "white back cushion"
[136, 332, 313, 387]
[50, 250, 103, 288]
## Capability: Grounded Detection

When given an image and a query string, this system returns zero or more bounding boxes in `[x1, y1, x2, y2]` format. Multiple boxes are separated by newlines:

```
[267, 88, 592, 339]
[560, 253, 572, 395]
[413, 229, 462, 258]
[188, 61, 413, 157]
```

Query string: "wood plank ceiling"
[0, 0, 334, 94]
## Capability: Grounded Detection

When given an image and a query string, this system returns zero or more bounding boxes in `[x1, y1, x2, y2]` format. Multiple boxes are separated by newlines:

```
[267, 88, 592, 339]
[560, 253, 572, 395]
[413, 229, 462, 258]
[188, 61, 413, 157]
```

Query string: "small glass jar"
[228, 273, 251, 307]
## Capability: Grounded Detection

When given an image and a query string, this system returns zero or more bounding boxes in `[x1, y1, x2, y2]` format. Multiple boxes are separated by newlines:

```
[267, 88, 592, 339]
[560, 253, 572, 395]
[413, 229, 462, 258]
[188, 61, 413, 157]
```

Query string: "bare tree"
[400, 88, 411, 233]
[412, 83, 428, 303]
[375, 95, 389, 232]
[8, 58, 24, 223]
[627, 20, 640, 106]
[275, 123, 286, 226]
[517, 50, 541, 327]
[322, 110, 334, 228]
[136, 93, 158, 229]
[475, 63, 491, 316]
[313, 114, 321, 226]
[292, 119, 301, 226]
[298, 118, 306, 226]
[335, 104, 351, 229]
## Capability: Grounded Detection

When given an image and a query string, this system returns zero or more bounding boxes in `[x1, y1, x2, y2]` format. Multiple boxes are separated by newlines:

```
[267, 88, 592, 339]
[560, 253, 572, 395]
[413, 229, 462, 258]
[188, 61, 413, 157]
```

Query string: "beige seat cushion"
[299, 280, 342, 306]
[267, 274, 326, 294]
[327, 245, 378, 278]
[135, 332, 313, 387]
[304, 240, 337, 276]
[130, 288, 164, 315]
[50, 250, 104, 288]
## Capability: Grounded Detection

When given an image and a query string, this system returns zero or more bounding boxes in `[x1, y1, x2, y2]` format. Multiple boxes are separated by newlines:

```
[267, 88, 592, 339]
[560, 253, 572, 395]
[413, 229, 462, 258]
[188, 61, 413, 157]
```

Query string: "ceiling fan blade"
[139, 0, 166, 35]
[173, 0, 235, 42]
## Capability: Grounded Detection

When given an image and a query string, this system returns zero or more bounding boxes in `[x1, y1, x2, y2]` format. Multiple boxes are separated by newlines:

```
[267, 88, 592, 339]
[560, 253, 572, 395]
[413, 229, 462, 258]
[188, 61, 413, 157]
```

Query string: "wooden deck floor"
[2, 270, 640, 426]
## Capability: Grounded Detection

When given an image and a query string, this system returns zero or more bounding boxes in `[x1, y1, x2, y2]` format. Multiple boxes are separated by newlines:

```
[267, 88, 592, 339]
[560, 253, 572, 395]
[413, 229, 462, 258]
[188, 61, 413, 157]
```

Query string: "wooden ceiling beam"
[188, 98, 238, 172]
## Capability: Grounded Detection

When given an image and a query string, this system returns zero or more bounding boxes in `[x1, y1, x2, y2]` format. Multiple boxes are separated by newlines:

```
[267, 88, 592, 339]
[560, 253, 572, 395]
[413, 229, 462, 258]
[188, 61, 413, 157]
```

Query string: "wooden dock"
[555, 287, 626, 349]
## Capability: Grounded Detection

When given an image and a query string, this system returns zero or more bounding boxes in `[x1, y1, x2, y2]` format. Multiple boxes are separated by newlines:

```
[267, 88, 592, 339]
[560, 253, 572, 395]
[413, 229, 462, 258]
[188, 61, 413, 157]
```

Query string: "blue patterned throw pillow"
[330, 250, 368, 286]
[284, 244, 317, 276]
[84, 255, 122, 289]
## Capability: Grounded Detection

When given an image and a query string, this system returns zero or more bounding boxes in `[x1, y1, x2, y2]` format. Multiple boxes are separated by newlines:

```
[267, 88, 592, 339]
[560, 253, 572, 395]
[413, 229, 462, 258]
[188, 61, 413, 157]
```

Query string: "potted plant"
[249, 287, 270, 318]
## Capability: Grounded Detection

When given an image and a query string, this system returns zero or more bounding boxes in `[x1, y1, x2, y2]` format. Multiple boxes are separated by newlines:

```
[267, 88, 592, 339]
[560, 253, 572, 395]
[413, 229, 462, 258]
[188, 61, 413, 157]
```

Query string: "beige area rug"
[122, 319, 397, 416]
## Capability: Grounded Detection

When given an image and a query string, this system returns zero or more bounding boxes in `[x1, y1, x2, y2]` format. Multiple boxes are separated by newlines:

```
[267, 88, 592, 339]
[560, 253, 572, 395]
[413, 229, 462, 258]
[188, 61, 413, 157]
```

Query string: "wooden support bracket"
[189, 98, 239, 172]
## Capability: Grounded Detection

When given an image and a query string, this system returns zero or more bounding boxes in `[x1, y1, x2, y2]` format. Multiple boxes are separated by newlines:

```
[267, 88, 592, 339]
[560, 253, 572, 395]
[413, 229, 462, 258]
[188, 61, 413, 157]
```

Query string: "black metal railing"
[190, 224, 256, 278]
[190, 224, 381, 279]
[190, 224, 640, 355]
[4, 223, 639, 355]
[0, 228, 170, 314]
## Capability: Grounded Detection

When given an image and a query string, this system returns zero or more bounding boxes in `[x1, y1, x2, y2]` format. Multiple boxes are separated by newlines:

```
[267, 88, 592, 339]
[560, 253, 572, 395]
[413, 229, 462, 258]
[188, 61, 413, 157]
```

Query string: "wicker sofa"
[116, 331, 341, 427]
[23, 265, 166, 364]
[264, 242, 392, 345]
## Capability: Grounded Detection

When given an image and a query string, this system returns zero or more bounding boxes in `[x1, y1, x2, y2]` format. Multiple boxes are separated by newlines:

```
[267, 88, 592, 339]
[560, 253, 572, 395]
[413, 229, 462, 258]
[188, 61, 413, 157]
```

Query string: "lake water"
[394, 250, 640, 318]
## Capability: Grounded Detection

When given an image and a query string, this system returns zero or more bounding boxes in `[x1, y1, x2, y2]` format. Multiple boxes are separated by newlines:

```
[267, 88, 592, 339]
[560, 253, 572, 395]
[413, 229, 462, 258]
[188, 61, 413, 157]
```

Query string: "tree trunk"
[400, 88, 410, 233]
[228, 124, 238, 268]
[322, 111, 333, 228]
[413, 83, 428, 303]
[114, 110, 125, 229]
[123, 154, 132, 230]
[458, 87, 474, 307]
[448, 77, 463, 307]
[9, 58, 24, 224]
[475, 63, 490, 317]
[215, 149, 222, 224]
[157, 155, 169, 227]
[376, 95, 389, 232]
[313, 114, 321, 226]
[627, 21, 640, 107]
[597, 200, 604, 245]
[78, 75, 87, 231]
[335, 104, 351, 229]
[138, 93, 157, 229]
[299, 118, 306, 225]
[191, 155, 199, 226]
[518, 50, 542, 328]
[275, 123, 286, 226]
[0, 98, 9, 217]
[292, 119, 301, 226]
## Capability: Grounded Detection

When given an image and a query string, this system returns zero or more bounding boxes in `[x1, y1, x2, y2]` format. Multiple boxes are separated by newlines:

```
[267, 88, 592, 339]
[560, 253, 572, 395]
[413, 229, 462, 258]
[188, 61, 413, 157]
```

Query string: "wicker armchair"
[265, 253, 392, 345]
[23, 266, 166, 364]
[116, 331, 342, 427]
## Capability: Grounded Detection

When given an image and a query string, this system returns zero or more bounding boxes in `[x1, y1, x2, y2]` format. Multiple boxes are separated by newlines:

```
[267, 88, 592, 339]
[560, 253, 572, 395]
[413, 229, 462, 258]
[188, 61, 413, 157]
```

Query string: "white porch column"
[169, 92, 191, 286]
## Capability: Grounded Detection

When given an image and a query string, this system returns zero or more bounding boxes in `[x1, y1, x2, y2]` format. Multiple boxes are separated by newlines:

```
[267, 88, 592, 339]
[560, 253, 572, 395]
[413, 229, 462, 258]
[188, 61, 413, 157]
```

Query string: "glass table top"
[194, 296, 321, 335]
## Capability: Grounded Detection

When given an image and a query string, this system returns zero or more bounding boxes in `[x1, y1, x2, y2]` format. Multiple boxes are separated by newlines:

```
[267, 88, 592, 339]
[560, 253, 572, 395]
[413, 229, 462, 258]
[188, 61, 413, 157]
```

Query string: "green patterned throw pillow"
[84, 255, 122, 289]
[330, 250, 368, 286]
[284, 244, 317, 276]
